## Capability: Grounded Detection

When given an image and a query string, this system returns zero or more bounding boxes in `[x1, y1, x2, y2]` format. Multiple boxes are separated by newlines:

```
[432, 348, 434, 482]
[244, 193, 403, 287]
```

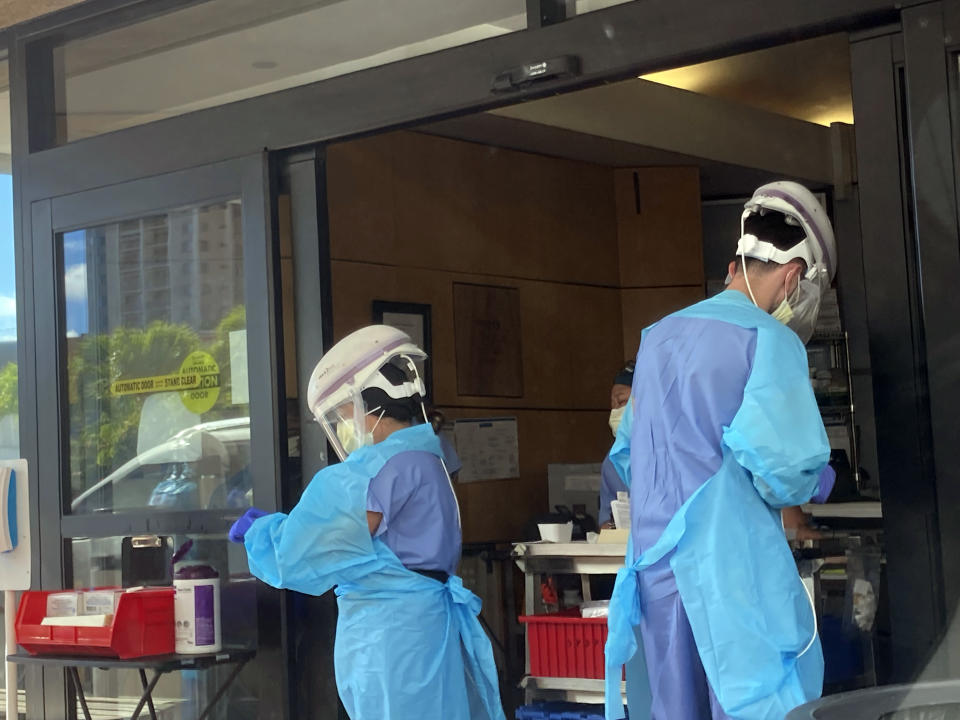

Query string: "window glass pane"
[70, 535, 259, 718]
[64, 200, 252, 514]
[0, 57, 16, 462]
[0, 56, 17, 700]
[53, 0, 527, 144]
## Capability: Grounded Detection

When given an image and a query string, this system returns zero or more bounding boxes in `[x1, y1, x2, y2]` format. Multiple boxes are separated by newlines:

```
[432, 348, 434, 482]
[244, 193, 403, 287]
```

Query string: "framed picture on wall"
[371, 300, 433, 402]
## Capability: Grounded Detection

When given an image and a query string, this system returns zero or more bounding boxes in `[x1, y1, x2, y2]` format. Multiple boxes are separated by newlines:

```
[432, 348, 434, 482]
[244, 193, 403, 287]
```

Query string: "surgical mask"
[771, 275, 799, 325]
[335, 407, 383, 456]
[608, 406, 626, 437]
[784, 278, 822, 343]
[336, 419, 372, 456]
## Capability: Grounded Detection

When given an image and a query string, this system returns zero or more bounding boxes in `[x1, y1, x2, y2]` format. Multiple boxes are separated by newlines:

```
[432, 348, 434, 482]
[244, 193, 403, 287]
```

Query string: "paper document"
[453, 417, 519, 483]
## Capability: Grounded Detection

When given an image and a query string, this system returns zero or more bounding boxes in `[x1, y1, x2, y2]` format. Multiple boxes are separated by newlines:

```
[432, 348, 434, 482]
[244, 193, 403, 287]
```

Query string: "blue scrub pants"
[625, 625, 652, 720]
[639, 590, 731, 720]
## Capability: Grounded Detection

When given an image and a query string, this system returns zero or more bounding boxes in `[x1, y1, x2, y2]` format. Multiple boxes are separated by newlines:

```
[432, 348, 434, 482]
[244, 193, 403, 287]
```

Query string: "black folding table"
[8, 648, 254, 720]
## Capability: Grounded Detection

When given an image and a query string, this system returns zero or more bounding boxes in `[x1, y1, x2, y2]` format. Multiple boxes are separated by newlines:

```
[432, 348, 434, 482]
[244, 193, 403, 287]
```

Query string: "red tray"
[520, 610, 612, 679]
[15, 587, 175, 659]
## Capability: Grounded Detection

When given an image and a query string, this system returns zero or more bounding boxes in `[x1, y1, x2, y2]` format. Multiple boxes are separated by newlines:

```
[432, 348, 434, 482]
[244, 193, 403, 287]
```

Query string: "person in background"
[428, 409, 462, 482]
[600, 362, 634, 528]
[604, 182, 837, 720]
[228, 326, 504, 720]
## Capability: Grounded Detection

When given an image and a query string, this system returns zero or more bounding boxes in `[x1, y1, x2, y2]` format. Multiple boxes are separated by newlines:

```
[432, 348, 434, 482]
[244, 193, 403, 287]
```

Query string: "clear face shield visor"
[316, 355, 427, 462]
[318, 384, 385, 462]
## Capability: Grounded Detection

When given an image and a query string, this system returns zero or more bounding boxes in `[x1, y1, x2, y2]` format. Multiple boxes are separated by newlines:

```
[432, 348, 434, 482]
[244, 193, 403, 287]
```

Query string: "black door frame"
[850, 0, 960, 684]
[3, 0, 928, 717]
[22, 154, 289, 719]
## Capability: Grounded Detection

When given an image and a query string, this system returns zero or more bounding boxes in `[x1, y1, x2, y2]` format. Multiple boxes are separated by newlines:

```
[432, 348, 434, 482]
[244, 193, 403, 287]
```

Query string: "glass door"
[28, 154, 291, 720]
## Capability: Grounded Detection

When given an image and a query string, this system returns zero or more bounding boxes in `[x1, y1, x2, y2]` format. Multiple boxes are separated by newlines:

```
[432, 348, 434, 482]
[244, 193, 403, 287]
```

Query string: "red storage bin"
[520, 610, 611, 679]
[15, 588, 175, 659]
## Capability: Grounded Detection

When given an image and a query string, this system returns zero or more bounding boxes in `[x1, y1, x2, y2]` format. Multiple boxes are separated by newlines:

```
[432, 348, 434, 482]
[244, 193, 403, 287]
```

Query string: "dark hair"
[613, 361, 635, 388]
[426, 409, 445, 434]
[361, 361, 423, 424]
[735, 211, 808, 275]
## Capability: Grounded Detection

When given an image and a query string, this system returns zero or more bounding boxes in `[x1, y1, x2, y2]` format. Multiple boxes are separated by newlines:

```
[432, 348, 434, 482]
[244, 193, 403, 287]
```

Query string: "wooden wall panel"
[324, 134, 709, 542]
[328, 131, 620, 286]
[330, 260, 624, 411]
[327, 134, 396, 255]
[453, 283, 524, 397]
[621, 286, 706, 359]
[616, 166, 705, 288]
[0, 0, 82, 28]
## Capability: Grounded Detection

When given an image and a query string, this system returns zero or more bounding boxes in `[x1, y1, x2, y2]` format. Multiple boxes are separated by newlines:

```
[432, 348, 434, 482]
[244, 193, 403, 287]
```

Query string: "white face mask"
[608, 406, 626, 437]
[783, 278, 822, 343]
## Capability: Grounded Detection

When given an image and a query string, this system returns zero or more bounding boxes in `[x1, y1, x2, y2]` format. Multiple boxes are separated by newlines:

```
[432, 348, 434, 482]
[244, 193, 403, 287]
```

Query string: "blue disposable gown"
[608, 398, 633, 489]
[605, 291, 829, 720]
[244, 423, 505, 720]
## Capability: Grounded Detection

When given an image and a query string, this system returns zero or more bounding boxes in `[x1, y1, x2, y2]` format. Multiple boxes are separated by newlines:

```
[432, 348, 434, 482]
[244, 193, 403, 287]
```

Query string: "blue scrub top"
[439, 434, 463, 476]
[599, 456, 629, 525]
[630, 314, 757, 600]
[366, 450, 462, 576]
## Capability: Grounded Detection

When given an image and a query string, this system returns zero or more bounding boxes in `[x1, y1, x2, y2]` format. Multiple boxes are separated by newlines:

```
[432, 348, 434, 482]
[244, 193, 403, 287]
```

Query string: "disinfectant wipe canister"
[173, 561, 221, 654]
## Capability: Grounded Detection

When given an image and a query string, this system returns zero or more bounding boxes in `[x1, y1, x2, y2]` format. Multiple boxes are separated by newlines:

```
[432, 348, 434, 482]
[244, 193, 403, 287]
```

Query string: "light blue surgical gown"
[605, 290, 831, 720]
[243, 423, 505, 720]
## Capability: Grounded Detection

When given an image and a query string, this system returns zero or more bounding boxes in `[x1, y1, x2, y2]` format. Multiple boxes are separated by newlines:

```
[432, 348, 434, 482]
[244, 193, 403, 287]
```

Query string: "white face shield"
[307, 326, 428, 461]
[736, 182, 838, 342]
[317, 356, 428, 461]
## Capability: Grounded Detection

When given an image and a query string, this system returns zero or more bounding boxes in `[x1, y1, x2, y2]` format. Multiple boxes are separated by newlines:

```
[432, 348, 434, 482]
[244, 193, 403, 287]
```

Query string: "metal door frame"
[23, 154, 289, 719]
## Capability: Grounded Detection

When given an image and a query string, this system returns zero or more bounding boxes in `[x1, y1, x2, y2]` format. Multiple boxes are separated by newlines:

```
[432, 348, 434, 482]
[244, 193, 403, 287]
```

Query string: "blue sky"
[0, 181, 90, 341]
[0, 175, 15, 343]
[63, 230, 89, 337]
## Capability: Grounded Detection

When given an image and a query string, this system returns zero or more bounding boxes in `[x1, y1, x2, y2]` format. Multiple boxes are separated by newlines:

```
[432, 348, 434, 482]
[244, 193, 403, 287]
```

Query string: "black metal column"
[850, 27, 946, 682]
[901, 1, 960, 679]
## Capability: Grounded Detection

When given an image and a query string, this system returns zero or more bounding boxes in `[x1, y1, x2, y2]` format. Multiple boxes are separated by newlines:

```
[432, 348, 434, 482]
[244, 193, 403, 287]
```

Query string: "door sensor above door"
[491, 55, 581, 92]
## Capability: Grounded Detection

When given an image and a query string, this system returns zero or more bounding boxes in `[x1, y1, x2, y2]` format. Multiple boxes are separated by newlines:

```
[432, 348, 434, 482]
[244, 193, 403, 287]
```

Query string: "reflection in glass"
[52, 0, 526, 144]
[0, 57, 16, 696]
[64, 200, 252, 514]
[71, 535, 259, 719]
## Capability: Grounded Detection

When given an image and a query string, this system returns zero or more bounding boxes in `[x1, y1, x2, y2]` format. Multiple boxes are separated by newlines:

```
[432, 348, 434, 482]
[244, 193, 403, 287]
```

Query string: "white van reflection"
[71, 417, 251, 514]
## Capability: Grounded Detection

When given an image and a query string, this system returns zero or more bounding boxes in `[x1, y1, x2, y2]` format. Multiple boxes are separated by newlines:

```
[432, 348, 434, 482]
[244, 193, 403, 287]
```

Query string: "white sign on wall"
[0, 459, 30, 591]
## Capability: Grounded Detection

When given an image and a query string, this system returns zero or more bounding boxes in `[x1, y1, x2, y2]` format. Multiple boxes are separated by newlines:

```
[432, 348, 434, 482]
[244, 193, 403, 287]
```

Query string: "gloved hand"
[229, 507, 269, 544]
[811, 464, 837, 504]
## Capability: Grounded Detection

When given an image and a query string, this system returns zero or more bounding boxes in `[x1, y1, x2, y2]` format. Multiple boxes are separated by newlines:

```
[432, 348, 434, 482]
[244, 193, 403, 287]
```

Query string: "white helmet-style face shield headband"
[316, 355, 427, 461]
[737, 183, 837, 293]
[307, 325, 428, 461]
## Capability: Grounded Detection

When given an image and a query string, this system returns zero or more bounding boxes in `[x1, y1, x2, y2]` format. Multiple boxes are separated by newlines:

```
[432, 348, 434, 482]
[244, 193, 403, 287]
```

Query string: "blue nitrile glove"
[229, 508, 269, 543]
[811, 464, 837, 504]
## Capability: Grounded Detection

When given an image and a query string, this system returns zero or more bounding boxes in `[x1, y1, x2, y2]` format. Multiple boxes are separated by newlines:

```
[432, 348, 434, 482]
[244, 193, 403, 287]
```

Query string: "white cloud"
[64, 264, 88, 302]
[63, 234, 85, 253]
[0, 296, 15, 320]
[66, 330, 80, 339]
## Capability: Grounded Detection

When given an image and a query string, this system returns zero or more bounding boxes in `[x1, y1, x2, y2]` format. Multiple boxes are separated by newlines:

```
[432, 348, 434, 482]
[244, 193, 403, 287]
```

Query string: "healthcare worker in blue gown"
[599, 362, 634, 528]
[604, 181, 838, 720]
[229, 325, 506, 720]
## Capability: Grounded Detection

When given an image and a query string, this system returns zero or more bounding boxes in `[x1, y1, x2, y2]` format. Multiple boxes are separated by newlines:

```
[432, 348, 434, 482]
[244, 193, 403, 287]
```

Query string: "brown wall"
[325, 130, 704, 541]
[615, 166, 706, 356]
[0, 0, 82, 29]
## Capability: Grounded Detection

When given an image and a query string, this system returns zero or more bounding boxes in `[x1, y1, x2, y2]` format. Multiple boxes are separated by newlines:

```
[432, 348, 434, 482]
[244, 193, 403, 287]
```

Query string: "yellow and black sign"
[110, 350, 221, 414]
